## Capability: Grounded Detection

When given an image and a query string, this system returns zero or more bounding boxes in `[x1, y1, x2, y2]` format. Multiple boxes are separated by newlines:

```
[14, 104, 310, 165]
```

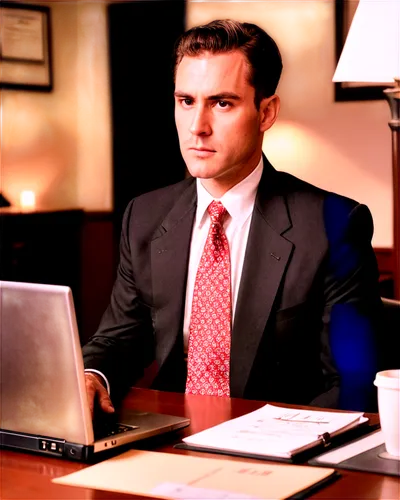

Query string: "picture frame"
[0, 2, 52, 91]
[334, 0, 385, 101]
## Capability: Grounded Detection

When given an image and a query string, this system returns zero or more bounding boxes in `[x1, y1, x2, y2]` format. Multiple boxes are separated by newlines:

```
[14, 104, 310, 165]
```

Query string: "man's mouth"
[189, 148, 216, 158]
[190, 147, 216, 152]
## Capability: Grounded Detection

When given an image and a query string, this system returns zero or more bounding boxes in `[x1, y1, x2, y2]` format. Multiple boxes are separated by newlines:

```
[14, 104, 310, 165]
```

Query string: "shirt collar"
[195, 156, 263, 229]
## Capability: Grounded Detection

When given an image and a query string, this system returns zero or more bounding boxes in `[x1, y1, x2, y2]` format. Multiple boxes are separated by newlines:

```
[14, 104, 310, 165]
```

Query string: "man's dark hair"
[173, 19, 283, 109]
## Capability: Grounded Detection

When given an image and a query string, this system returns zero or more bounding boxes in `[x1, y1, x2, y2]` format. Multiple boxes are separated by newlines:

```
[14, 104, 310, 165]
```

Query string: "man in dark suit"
[83, 19, 381, 415]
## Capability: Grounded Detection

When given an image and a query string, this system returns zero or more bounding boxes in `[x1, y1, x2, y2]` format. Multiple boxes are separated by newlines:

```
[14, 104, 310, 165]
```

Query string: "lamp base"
[384, 77, 400, 300]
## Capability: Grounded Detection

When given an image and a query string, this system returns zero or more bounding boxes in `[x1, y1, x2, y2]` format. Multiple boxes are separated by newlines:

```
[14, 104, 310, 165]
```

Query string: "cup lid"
[374, 369, 400, 390]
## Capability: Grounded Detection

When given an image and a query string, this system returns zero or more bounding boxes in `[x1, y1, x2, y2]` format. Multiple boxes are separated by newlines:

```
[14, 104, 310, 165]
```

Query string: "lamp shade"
[333, 0, 400, 83]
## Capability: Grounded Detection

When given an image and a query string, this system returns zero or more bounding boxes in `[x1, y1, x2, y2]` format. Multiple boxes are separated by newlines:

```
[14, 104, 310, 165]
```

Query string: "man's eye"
[217, 100, 231, 109]
[182, 98, 193, 107]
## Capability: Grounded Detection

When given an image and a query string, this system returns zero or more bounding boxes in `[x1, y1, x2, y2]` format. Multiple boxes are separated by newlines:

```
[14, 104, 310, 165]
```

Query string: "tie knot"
[208, 200, 227, 225]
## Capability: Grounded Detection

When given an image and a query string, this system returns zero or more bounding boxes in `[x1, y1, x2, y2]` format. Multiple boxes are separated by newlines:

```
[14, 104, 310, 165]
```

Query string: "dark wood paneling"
[374, 247, 395, 298]
[108, 1, 187, 234]
[0, 209, 116, 344]
[0, 209, 84, 321]
[374, 247, 395, 274]
[80, 212, 116, 344]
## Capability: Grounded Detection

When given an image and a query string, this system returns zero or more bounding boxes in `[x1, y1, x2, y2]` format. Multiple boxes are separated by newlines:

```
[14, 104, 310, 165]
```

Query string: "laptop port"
[65, 443, 88, 460]
[38, 439, 63, 456]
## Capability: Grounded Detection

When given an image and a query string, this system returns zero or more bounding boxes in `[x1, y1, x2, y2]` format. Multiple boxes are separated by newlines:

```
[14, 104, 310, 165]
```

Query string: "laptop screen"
[0, 281, 94, 445]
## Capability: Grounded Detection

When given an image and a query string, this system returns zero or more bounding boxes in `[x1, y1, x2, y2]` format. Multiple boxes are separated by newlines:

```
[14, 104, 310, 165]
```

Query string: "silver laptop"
[0, 280, 190, 461]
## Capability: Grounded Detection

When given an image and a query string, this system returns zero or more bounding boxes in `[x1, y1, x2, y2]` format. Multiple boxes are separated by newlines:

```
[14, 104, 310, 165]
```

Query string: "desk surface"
[1, 388, 399, 500]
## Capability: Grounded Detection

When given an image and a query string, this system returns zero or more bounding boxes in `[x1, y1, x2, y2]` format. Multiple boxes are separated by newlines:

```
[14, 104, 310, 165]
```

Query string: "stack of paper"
[182, 404, 367, 459]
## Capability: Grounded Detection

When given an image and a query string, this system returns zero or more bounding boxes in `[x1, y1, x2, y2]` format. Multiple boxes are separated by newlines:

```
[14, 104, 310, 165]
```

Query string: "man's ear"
[259, 94, 280, 133]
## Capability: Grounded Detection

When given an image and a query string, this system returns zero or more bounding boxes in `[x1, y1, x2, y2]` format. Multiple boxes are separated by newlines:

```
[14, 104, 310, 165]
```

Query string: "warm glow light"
[333, 0, 400, 83]
[20, 190, 36, 210]
[262, 122, 317, 173]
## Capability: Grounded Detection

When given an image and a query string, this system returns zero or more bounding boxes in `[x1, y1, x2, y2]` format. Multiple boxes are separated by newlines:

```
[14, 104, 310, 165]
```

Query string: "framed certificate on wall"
[0, 2, 52, 91]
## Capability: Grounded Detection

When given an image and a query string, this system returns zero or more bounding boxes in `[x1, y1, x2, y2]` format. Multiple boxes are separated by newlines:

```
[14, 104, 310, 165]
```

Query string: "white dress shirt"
[183, 157, 263, 353]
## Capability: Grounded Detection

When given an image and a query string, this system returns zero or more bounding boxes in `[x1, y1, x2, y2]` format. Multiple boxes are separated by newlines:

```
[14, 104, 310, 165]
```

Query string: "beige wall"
[0, 2, 112, 211]
[0, 1, 392, 247]
[187, 1, 392, 247]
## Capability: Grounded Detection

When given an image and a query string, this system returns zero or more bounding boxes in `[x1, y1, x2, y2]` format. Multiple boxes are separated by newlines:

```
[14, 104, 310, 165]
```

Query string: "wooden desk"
[1, 389, 399, 499]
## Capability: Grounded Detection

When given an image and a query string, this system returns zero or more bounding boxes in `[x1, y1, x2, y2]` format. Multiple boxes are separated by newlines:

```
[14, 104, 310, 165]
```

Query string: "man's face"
[174, 50, 279, 197]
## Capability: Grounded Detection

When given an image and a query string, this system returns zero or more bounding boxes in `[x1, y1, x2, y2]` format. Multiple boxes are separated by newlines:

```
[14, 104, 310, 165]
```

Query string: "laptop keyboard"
[96, 423, 138, 440]
[93, 414, 139, 440]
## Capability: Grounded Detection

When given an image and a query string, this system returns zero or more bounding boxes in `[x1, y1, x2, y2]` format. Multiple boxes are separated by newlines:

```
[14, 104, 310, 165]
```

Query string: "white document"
[183, 404, 367, 458]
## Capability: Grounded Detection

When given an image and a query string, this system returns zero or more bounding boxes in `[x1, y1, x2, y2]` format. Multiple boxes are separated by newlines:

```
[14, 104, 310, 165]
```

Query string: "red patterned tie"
[186, 200, 231, 397]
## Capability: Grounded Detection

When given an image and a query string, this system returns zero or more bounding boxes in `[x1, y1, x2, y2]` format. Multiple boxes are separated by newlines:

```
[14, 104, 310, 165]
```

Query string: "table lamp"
[333, 0, 400, 300]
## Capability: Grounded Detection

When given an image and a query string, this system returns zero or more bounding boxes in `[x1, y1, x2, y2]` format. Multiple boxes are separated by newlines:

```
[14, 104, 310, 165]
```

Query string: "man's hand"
[85, 372, 115, 418]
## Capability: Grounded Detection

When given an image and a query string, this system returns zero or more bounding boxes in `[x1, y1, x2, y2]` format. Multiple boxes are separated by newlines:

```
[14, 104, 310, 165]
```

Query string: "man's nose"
[189, 107, 211, 136]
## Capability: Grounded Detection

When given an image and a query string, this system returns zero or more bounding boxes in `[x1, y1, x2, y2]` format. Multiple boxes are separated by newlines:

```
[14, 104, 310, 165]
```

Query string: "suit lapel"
[151, 181, 196, 369]
[230, 163, 294, 397]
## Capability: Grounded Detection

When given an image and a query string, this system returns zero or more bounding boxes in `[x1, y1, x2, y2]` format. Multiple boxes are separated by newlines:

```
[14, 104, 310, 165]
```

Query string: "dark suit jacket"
[83, 158, 382, 410]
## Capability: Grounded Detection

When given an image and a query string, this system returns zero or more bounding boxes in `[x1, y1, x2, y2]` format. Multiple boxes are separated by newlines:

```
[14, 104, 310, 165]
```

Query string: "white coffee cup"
[374, 369, 400, 457]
